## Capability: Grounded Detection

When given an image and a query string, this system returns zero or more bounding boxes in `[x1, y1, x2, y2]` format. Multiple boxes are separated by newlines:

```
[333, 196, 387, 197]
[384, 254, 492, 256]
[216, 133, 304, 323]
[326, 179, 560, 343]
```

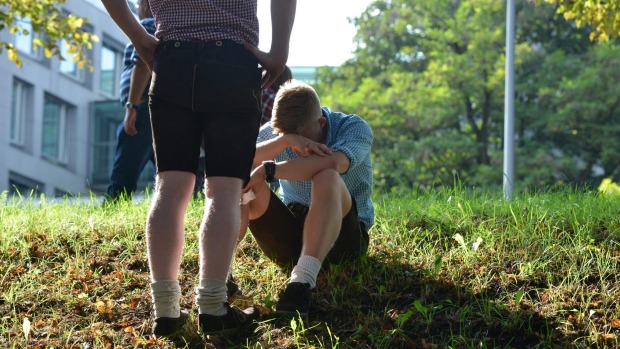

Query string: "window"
[91, 100, 123, 189]
[8, 171, 44, 197]
[42, 94, 73, 165]
[13, 17, 41, 58]
[99, 42, 122, 97]
[10, 79, 32, 147]
[59, 39, 84, 80]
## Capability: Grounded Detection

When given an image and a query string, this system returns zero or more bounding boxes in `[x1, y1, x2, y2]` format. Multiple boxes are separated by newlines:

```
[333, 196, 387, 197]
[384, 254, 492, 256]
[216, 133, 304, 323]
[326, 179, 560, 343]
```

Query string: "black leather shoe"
[152, 309, 189, 338]
[199, 302, 259, 336]
[226, 274, 242, 298]
[274, 282, 312, 319]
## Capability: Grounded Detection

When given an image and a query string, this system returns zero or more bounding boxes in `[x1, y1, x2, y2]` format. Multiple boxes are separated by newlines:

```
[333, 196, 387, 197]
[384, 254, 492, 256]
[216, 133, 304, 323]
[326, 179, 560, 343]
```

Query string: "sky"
[257, 0, 374, 67]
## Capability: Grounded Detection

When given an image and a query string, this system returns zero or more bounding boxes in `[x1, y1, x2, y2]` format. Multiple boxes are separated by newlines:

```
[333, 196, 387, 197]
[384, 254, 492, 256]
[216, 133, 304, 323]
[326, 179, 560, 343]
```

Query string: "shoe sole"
[200, 321, 258, 337]
[273, 310, 309, 323]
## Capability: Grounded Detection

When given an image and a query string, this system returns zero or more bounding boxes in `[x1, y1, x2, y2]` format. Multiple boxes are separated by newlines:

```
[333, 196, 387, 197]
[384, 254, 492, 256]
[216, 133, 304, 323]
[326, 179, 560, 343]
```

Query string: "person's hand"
[243, 42, 286, 88]
[284, 134, 332, 158]
[123, 108, 138, 136]
[133, 34, 159, 72]
[243, 165, 267, 193]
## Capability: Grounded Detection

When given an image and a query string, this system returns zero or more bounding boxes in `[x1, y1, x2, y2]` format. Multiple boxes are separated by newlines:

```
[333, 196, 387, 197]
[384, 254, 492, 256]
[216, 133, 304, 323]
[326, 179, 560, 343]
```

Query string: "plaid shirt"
[257, 107, 375, 229]
[261, 87, 277, 125]
[119, 18, 156, 106]
[149, 0, 258, 45]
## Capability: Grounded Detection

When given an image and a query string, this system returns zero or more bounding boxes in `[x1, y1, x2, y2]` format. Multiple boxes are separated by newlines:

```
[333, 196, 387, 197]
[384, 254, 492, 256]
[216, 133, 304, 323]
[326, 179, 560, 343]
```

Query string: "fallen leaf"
[23, 317, 31, 339]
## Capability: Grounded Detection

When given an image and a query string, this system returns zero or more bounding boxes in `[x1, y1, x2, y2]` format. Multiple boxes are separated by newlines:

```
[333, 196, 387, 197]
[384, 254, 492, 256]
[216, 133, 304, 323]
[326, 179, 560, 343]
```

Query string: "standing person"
[100, 0, 296, 338]
[241, 80, 374, 319]
[106, 0, 205, 202]
[106, 0, 155, 201]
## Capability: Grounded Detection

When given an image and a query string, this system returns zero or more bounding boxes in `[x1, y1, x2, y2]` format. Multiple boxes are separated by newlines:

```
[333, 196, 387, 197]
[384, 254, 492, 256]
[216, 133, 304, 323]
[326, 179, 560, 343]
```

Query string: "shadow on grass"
[307, 253, 559, 348]
[165, 253, 562, 348]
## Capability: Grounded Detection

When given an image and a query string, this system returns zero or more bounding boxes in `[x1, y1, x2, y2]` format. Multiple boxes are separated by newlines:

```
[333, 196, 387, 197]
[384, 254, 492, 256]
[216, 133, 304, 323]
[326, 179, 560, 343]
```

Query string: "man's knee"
[311, 168, 341, 189]
[247, 181, 272, 220]
[311, 169, 352, 213]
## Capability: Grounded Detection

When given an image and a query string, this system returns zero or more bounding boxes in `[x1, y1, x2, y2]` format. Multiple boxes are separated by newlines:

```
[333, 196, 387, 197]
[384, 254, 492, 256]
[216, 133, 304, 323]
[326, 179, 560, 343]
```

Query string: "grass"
[1, 186, 620, 348]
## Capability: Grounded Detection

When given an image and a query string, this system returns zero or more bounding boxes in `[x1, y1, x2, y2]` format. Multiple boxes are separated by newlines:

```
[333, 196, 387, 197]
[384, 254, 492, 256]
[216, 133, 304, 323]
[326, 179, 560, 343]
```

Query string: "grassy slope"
[1, 187, 620, 348]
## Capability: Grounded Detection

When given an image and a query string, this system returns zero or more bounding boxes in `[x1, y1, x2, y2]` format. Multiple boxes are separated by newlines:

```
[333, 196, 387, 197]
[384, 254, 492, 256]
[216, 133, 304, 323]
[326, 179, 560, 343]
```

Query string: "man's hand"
[244, 42, 286, 89]
[284, 134, 332, 158]
[123, 108, 138, 136]
[243, 164, 268, 193]
[133, 34, 159, 72]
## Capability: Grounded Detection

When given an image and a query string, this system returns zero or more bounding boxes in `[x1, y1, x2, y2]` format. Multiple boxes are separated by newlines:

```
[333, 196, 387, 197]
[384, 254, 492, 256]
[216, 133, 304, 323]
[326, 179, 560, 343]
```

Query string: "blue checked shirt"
[119, 18, 156, 106]
[257, 107, 375, 229]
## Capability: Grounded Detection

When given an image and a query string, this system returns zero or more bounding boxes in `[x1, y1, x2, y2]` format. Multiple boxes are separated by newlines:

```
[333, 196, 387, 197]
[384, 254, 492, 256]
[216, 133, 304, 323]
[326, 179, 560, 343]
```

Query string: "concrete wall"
[0, 0, 129, 197]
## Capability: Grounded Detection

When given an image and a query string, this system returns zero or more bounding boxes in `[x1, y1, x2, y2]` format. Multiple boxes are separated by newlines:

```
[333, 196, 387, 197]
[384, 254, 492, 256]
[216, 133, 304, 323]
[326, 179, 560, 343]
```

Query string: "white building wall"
[0, 0, 129, 197]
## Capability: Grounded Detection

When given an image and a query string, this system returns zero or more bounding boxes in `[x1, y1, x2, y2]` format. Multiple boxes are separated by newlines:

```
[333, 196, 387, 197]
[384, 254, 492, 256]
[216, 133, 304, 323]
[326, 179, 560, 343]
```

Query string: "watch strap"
[125, 102, 138, 109]
[263, 161, 276, 182]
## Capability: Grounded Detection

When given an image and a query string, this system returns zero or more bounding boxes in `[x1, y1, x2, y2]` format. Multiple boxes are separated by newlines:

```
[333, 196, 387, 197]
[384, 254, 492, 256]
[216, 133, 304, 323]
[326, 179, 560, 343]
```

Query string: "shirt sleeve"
[329, 116, 373, 174]
[257, 122, 278, 143]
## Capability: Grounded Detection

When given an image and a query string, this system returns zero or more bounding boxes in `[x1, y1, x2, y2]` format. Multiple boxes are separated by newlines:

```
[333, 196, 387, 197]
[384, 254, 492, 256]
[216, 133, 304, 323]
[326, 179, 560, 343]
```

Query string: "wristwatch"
[125, 101, 138, 109]
[263, 160, 276, 182]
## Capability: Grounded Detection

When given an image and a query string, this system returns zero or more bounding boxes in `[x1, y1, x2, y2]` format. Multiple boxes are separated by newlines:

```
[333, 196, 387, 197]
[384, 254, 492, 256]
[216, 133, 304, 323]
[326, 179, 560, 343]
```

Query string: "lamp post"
[503, 0, 516, 199]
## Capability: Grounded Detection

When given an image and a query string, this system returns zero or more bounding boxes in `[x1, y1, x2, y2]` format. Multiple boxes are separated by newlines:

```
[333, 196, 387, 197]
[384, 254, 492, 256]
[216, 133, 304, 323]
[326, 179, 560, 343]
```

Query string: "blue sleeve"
[257, 122, 278, 143]
[330, 116, 373, 174]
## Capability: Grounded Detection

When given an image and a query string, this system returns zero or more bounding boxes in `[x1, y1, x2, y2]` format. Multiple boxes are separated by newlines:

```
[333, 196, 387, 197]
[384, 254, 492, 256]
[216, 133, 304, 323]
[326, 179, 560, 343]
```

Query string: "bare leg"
[239, 180, 272, 242]
[301, 169, 352, 262]
[199, 176, 244, 281]
[147, 171, 195, 280]
[147, 171, 195, 320]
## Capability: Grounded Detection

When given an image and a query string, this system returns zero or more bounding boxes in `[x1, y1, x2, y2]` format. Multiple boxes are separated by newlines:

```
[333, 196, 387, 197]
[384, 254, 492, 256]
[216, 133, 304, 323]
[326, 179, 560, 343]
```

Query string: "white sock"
[290, 255, 322, 288]
[151, 280, 181, 318]
[195, 279, 228, 316]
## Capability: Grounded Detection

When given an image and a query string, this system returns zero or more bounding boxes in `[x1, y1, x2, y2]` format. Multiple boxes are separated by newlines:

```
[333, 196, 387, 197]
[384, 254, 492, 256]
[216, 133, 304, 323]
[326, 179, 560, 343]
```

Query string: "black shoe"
[274, 282, 312, 319]
[152, 309, 189, 338]
[199, 302, 259, 336]
[226, 274, 242, 298]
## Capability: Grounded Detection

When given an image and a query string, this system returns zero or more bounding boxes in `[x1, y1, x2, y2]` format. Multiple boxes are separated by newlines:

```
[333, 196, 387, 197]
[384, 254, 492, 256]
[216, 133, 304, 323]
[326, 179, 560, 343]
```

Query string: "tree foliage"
[541, 0, 620, 41]
[316, 0, 620, 191]
[0, 0, 99, 68]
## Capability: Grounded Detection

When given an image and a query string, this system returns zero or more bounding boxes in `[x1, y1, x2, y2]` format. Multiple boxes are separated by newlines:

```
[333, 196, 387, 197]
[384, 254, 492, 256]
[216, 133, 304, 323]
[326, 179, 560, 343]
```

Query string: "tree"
[0, 0, 99, 69]
[316, 0, 615, 191]
[541, 0, 620, 41]
[319, 0, 523, 189]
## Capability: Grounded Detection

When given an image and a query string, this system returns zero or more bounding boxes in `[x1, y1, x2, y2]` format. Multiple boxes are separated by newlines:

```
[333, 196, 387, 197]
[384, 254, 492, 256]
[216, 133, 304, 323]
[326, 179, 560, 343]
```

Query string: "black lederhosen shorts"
[149, 40, 262, 184]
[248, 190, 370, 268]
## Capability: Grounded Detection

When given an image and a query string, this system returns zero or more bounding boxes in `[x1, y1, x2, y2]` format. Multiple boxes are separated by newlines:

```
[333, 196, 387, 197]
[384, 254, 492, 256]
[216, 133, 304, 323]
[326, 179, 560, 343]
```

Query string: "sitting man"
[240, 80, 374, 318]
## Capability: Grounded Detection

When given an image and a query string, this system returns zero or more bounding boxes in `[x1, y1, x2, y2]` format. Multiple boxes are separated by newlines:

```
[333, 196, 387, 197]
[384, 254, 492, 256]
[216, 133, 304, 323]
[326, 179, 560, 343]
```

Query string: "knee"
[311, 169, 341, 192]
[154, 172, 195, 201]
[311, 168, 340, 184]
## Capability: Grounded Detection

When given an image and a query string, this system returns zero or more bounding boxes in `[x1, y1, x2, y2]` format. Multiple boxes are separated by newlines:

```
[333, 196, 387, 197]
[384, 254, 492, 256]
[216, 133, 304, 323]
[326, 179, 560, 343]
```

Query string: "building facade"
[0, 0, 154, 197]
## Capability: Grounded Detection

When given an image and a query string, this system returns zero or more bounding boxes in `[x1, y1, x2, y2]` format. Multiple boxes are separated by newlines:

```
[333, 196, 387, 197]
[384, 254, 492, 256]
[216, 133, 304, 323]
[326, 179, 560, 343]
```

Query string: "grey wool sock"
[151, 280, 181, 318]
[195, 279, 228, 316]
[290, 255, 322, 288]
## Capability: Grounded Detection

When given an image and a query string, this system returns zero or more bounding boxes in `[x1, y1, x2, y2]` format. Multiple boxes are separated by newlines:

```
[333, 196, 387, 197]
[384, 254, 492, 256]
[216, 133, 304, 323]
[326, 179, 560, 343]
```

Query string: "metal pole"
[503, 0, 516, 199]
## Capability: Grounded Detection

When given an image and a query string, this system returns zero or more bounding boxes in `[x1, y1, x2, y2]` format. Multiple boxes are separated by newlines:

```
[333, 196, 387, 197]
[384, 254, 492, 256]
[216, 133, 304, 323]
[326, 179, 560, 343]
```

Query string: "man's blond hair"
[272, 80, 321, 134]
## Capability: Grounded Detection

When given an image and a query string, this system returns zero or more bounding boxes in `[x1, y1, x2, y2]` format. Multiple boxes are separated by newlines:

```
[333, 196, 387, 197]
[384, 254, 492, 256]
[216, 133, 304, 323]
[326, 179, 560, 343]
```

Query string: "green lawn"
[1, 187, 620, 348]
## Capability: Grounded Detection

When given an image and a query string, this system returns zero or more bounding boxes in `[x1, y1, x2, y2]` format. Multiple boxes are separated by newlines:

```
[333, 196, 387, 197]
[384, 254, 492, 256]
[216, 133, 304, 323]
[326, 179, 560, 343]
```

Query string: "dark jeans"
[107, 104, 154, 199]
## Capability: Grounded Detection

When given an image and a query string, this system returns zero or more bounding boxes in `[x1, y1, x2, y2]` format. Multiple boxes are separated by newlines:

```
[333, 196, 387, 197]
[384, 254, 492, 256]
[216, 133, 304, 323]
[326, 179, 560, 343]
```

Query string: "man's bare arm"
[244, 0, 297, 88]
[101, 0, 159, 70]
